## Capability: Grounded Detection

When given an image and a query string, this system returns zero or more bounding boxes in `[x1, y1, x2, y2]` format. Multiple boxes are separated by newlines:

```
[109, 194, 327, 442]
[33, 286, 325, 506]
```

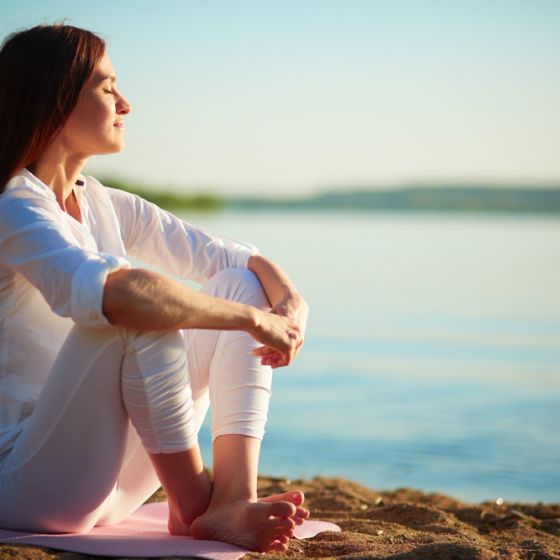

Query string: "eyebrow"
[98, 74, 117, 83]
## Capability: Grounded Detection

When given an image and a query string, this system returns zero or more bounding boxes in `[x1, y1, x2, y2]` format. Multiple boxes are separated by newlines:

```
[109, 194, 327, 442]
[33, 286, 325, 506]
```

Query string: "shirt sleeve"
[105, 185, 259, 283]
[0, 192, 129, 327]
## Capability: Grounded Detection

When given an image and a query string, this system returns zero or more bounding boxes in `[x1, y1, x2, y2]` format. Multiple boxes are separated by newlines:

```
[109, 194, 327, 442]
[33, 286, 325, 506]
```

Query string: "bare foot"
[168, 503, 192, 536]
[259, 491, 310, 525]
[191, 499, 297, 552]
[167, 477, 213, 536]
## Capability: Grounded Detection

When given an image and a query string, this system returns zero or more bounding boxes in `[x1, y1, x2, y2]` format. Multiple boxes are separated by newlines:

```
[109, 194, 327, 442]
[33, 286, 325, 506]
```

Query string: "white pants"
[0, 269, 272, 533]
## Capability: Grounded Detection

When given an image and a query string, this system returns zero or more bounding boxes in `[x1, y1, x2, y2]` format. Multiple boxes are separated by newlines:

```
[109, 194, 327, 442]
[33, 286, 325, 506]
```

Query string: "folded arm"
[247, 255, 309, 367]
[102, 254, 309, 368]
[102, 267, 302, 366]
[106, 186, 308, 366]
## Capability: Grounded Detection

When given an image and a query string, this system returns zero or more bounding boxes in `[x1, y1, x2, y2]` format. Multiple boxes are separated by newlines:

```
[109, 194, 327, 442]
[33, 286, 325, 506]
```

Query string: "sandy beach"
[1, 476, 559, 559]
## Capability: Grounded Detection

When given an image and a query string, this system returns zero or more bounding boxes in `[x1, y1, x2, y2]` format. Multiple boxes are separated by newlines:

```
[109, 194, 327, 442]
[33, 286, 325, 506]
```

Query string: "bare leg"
[191, 435, 298, 552]
[182, 270, 306, 551]
[148, 444, 212, 535]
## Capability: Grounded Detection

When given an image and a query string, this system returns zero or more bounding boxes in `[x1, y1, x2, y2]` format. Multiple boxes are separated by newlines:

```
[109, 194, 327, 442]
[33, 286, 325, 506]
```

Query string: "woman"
[0, 24, 309, 553]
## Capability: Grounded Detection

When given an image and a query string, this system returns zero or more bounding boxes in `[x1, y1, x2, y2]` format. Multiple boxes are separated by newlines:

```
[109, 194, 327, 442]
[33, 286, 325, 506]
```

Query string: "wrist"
[276, 290, 304, 312]
[242, 305, 262, 334]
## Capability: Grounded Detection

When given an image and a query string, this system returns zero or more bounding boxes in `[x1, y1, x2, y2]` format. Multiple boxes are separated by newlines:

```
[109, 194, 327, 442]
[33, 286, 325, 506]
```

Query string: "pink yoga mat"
[0, 501, 340, 559]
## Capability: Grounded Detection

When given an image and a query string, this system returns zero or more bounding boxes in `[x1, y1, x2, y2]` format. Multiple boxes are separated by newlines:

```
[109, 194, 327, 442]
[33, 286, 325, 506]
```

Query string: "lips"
[114, 121, 124, 129]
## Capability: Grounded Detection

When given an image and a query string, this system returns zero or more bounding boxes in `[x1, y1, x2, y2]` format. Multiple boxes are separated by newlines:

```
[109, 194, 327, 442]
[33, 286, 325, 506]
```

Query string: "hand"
[249, 310, 301, 368]
[252, 294, 309, 368]
[272, 294, 309, 347]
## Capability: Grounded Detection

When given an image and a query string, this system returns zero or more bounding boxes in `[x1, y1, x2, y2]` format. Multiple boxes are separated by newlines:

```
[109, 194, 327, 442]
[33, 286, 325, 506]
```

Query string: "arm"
[0, 188, 129, 328]
[247, 255, 309, 367]
[102, 267, 301, 364]
[105, 185, 256, 282]
[104, 184, 305, 364]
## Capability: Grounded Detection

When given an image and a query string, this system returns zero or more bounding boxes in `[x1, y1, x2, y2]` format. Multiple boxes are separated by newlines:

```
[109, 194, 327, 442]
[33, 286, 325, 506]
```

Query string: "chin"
[98, 142, 125, 155]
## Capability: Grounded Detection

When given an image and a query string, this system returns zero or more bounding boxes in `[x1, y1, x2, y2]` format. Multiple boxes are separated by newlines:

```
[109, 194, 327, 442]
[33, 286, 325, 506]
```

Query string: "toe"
[276, 534, 290, 544]
[275, 517, 296, 531]
[285, 490, 305, 506]
[260, 490, 305, 506]
[268, 501, 297, 518]
[290, 490, 305, 505]
[267, 540, 288, 552]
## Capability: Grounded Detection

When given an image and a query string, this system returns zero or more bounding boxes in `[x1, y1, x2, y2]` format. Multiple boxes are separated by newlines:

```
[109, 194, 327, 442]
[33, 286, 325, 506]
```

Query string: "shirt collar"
[17, 168, 87, 192]
[13, 168, 57, 200]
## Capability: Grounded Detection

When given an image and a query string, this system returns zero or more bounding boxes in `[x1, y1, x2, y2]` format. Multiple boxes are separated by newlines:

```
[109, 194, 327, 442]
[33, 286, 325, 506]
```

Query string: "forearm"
[247, 255, 302, 310]
[247, 255, 308, 366]
[102, 268, 258, 332]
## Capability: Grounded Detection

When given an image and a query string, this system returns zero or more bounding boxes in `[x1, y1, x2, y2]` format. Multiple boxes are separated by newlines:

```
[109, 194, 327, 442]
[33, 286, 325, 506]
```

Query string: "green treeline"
[100, 177, 225, 211]
[101, 177, 560, 213]
[231, 186, 560, 213]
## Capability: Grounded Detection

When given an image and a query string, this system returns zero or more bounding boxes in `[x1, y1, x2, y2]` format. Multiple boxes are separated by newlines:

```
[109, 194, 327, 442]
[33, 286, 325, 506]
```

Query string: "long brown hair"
[0, 24, 105, 192]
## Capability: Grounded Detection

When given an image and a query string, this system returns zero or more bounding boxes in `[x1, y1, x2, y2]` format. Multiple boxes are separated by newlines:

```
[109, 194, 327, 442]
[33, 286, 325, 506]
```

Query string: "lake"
[177, 209, 560, 504]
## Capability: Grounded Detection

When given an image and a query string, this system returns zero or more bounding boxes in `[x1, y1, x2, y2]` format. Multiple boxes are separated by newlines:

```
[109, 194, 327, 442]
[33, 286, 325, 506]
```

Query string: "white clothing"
[0, 268, 272, 532]
[0, 169, 257, 461]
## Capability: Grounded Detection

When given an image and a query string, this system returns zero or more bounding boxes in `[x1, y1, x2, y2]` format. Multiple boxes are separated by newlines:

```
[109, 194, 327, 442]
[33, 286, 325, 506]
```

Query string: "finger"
[263, 354, 285, 368]
[252, 346, 276, 357]
[268, 354, 288, 368]
[267, 354, 287, 367]
[260, 348, 283, 361]
[273, 355, 291, 368]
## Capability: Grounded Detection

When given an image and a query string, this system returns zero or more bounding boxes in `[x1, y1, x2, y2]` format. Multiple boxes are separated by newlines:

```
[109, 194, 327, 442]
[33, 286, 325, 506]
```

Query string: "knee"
[202, 268, 268, 307]
[207, 267, 260, 289]
[120, 325, 186, 356]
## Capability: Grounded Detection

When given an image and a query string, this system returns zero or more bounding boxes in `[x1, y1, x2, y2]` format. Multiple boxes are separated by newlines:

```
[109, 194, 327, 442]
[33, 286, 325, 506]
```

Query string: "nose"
[117, 93, 131, 115]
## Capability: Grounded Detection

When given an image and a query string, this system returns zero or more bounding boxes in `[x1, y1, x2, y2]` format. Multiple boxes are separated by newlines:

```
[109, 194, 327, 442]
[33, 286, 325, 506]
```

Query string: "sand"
[1, 476, 559, 560]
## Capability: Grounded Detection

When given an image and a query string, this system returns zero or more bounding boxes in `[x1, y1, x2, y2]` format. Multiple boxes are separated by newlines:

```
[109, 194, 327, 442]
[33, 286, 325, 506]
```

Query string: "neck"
[27, 146, 88, 209]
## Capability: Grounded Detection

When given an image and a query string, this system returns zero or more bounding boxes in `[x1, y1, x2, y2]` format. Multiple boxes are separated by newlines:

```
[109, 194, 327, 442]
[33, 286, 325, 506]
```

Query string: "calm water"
[178, 210, 560, 503]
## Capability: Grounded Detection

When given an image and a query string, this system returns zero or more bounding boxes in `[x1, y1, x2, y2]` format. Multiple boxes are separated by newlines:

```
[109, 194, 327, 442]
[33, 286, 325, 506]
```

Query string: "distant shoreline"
[100, 177, 560, 213]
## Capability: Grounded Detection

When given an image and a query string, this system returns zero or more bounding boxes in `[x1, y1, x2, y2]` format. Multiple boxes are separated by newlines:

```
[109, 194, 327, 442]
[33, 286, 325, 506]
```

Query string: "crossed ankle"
[207, 482, 257, 507]
[208, 492, 258, 510]
[168, 485, 213, 526]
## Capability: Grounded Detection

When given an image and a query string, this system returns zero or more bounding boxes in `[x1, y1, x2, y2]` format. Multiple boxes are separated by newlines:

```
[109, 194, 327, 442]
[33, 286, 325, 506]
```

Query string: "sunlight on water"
[176, 210, 560, 502]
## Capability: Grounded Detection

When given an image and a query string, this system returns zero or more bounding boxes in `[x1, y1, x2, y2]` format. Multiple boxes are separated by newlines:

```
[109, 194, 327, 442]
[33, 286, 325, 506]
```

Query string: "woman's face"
[59, 52, 131, 157]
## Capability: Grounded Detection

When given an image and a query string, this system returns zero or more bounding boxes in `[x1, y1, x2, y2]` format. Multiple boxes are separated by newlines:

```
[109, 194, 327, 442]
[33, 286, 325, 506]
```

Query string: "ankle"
[211, 434, 261, 505]
[209, 485, 257, 508]
[169, 478, 213, 525]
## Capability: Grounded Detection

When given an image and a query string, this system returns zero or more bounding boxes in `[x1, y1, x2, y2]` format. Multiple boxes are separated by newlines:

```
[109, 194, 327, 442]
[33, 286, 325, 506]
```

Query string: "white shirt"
[0, 169, 257, 459]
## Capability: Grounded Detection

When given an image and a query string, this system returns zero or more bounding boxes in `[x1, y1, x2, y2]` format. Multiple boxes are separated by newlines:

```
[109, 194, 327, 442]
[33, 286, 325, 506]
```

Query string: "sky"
[1, 0, 559, 196]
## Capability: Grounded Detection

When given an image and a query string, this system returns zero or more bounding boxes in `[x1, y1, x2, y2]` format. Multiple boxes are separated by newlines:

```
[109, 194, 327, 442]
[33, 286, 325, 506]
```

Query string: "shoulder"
[81, 175, 115, 210]
[0, 170, 59, 219]
[82, 175, 150, 222]
[85, 175, 143, 209]
[2, 169, 56, 204]
[0, 172, 62, 238]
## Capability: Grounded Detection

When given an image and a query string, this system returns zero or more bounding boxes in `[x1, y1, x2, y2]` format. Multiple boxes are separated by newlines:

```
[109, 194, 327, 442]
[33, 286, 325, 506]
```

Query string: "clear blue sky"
[2, 0, 559, 195]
